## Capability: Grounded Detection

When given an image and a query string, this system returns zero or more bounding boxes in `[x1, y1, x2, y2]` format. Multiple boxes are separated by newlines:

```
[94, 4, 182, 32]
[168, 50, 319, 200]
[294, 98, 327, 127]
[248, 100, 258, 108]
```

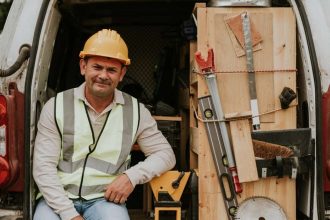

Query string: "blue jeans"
[33, 198, 130, 220]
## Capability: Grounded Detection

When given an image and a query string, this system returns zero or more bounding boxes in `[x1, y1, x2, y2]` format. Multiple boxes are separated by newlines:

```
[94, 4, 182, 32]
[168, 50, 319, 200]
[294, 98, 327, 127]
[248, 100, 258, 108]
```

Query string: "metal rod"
[205, 73, 242, 193]
[242, 12, 260, 130]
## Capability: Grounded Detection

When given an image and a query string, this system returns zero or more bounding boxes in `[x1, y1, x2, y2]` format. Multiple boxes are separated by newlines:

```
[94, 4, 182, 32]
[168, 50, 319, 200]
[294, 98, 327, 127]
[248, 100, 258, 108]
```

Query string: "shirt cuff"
[124, 169, 139, 187]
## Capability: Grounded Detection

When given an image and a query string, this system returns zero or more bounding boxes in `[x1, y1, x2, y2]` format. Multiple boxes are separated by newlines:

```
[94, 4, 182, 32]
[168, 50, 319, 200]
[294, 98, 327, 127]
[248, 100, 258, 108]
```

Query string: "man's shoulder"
[56, 87, 76, 96]
[120, 90, 140, 104]
[39, 97, 56, 120]
[44, 97, 55, 107]
[55, 86, 84, 103]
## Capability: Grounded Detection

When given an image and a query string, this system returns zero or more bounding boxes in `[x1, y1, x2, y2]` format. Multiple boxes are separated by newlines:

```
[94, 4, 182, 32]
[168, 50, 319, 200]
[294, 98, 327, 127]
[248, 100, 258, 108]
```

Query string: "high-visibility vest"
[54, 88, 140, 200]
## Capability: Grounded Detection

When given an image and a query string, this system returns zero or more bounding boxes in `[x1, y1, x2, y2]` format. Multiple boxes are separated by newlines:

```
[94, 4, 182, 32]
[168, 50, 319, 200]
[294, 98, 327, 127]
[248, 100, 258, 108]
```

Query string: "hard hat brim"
[79, 52, 131, 65]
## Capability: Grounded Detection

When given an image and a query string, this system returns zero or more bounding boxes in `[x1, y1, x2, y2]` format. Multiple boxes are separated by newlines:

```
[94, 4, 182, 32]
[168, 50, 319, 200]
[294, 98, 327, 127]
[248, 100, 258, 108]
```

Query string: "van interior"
[29, 0, 323, 219]
[44, 1, 202, 219]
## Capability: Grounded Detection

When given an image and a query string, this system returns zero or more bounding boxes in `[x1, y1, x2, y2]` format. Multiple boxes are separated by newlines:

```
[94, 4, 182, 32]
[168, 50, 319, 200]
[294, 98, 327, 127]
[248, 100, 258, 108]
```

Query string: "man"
[33, 29, 176, 220]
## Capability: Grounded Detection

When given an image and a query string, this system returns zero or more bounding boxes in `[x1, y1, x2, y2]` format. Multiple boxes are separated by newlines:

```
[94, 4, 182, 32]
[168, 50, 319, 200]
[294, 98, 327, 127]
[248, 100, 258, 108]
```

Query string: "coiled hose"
[0, 44, 31, 77]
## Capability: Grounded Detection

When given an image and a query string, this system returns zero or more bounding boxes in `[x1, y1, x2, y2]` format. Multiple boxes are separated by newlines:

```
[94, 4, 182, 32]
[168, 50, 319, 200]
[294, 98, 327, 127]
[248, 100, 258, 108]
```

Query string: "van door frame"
[23, 0, 53, 219]
[290, 0, 324, 219]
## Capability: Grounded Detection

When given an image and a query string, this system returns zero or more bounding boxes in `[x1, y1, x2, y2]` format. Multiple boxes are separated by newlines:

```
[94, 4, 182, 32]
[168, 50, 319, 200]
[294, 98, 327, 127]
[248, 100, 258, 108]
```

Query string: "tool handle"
[171, 171, 185, 189]
[194, 49, 215, 72]
[229, 167, 242, 193]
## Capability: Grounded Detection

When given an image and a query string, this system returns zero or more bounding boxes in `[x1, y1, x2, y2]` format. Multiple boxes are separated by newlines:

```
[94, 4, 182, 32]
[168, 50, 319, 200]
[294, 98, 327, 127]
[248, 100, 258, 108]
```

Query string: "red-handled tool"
[195, 48, 242, 194]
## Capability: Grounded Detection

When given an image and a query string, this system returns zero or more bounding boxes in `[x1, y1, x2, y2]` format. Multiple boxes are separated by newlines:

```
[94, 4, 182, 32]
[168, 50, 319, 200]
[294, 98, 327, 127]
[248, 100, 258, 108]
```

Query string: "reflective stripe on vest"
[54, 88, 139, 199]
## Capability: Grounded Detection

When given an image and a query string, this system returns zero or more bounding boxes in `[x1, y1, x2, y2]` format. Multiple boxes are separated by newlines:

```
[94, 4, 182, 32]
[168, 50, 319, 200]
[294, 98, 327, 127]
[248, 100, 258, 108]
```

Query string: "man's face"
[80, 56, 126, 99]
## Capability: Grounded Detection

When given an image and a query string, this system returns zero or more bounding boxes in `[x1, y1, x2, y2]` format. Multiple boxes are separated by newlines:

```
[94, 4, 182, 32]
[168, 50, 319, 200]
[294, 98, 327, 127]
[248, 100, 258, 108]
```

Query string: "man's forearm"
[124, 147, 176, 187]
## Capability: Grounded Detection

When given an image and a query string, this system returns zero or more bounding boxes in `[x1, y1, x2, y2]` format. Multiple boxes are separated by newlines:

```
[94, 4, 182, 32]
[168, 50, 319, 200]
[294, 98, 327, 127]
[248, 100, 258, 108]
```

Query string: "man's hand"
[71, 215, 84, 220]
[104, 174, 134, 204]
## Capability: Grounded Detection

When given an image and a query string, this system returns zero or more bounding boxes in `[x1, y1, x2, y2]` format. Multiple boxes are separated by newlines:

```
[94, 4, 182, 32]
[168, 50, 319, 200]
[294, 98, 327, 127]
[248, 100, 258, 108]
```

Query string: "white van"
[0, 0, 329, 220]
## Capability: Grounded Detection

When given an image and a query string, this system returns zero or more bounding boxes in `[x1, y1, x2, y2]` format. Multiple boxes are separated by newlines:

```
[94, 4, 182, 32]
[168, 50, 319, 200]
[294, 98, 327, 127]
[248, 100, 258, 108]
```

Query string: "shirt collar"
[76, 82, 125, 109]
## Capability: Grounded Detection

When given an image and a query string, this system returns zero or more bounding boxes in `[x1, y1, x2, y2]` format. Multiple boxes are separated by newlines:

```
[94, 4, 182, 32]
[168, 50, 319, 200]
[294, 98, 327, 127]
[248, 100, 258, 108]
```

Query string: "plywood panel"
[197, 8, 296, 127]
[198, 119, 221, 194]
[229, 119, 258, 183]
[197, 5, 219, 197]
[216, 12, 275, 122]
[264, 8, 297, 130]
[196, 7, 296, 220]
[199, 192, 224, 220]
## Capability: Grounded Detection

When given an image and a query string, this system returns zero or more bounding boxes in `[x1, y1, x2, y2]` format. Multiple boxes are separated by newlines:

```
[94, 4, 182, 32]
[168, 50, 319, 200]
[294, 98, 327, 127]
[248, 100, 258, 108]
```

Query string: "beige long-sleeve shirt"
[33, 83, 176, 220]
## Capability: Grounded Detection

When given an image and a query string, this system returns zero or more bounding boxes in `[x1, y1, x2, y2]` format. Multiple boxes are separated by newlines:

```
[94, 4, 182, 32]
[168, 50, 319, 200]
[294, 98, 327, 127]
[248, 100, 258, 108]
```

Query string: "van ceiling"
[60, 0, 203, 26]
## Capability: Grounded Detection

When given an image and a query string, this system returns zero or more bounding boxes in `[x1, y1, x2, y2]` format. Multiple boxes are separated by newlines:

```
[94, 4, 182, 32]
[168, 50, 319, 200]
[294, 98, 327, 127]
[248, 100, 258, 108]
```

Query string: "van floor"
[129, 209, 150, 220]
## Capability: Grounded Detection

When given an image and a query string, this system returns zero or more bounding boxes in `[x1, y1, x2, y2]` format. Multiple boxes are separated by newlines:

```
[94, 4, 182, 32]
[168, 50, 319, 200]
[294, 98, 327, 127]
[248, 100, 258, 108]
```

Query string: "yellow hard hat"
[79, 29, 131, 65]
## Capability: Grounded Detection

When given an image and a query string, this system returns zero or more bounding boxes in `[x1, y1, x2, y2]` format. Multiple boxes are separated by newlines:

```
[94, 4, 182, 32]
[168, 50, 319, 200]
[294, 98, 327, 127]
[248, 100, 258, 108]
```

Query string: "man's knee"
[84, 199, 130, 220]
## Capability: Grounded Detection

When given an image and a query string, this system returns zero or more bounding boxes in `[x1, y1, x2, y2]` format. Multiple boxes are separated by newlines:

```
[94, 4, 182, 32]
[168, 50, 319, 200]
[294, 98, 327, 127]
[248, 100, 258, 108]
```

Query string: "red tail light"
[0, 95, 10, 187]
[0, 157, 10, 185]
[0, 83, 24, 191]
[0, 95, 7, 124]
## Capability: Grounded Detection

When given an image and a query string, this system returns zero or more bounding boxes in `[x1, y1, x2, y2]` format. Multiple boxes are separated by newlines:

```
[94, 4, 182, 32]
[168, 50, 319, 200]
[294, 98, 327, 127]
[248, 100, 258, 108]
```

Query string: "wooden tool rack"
[189, 4, 297, 220]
